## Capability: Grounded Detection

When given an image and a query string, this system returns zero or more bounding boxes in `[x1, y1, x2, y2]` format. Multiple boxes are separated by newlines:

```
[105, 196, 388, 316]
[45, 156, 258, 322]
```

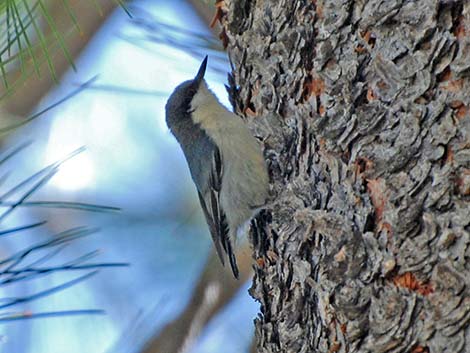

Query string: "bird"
[165, 56, 269, 278]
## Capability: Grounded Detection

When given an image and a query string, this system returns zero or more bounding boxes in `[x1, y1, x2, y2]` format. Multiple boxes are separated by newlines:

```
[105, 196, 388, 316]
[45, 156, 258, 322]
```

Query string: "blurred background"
[0, 1, 258, 352]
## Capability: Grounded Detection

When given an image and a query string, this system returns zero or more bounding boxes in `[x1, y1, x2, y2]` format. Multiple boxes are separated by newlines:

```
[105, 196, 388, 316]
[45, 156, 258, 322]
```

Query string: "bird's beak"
[194, 55, 208, 85]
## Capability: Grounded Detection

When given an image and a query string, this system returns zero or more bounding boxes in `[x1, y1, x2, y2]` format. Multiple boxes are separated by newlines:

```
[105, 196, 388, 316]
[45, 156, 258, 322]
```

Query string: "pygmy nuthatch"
[165, 56, 269, 278]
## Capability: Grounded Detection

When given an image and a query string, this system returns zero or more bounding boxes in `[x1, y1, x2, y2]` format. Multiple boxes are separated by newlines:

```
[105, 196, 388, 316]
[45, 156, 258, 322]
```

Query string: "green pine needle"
[0, 0, 130, 98]
[61, 0, 81, 34]
[38, 0, 76, 72]
[10, 0, 41, 76]
[21, 0, 57, 81]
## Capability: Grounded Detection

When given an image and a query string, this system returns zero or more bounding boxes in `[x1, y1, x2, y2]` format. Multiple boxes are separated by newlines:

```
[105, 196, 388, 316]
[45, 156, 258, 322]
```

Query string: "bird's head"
[165, 56, 208, 127]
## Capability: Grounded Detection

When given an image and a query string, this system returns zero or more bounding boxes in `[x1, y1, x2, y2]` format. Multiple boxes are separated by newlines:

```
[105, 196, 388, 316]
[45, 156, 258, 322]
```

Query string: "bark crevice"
[220, 0, 470, 352]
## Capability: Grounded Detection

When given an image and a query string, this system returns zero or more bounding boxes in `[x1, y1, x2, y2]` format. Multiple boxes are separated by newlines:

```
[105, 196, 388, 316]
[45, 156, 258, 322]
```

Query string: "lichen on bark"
[218, 0, 469, 352]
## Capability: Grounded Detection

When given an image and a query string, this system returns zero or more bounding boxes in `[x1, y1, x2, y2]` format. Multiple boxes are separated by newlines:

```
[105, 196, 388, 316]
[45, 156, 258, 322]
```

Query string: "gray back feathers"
[165, 57, 266, 279]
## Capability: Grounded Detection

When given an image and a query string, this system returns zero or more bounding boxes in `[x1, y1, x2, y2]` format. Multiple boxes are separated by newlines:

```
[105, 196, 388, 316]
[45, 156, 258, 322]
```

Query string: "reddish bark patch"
[456, 169, 470, 196]
[449, 100, 464, 109]
[366, 88, 377, 101]
[245, 106, 257, 117]
[361, 30, 376, 47]
[355, 44, 367, 54]
[411, 345, 429, 353]
[210, 0, 225, 28]
[314, 1, 323, 19]
[437, 67, 452, 82]
[377, 80, 389, 90]
[456, 105, 468, 120]
[210, 1, 229, 48]
[219, 28, 229, 49]
[354, 156, 373, 175]
[303, 75, 325, 99]
[449, 100, 468, 120]
[454, 15, 466, 39]
[442, 78, 464, 92]
[444, 145, 454, 165]
[437, 68, 464, 92]
[366, 178, 388, 223]
[392, 272, 434, 296]
[378, 221, 393, 236]
[328, 342, 341, 353]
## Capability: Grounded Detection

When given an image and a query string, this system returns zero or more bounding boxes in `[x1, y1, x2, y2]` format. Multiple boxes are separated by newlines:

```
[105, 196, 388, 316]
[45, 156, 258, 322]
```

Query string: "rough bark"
[218, 1, 470, 352]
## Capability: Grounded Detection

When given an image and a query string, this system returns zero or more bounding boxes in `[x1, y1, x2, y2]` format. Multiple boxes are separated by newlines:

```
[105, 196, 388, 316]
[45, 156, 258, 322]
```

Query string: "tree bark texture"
[218, 1, 470, 352]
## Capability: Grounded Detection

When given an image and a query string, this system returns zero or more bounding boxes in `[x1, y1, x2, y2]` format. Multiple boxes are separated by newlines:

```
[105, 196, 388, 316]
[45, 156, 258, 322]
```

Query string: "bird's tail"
[220, 229, 239, 279]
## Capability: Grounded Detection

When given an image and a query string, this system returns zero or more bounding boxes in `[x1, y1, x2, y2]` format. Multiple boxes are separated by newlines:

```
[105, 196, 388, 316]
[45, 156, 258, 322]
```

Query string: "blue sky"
[0, 1, 258, 353]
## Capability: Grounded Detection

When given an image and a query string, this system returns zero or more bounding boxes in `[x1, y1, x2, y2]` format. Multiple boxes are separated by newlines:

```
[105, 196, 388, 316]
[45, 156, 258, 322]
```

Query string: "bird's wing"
[196, 148, 239, 279]
[179, 126, 239, 278]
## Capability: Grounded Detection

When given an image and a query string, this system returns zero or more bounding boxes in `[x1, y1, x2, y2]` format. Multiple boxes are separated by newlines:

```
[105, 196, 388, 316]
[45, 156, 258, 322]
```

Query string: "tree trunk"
[218, 1, 470, 352]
